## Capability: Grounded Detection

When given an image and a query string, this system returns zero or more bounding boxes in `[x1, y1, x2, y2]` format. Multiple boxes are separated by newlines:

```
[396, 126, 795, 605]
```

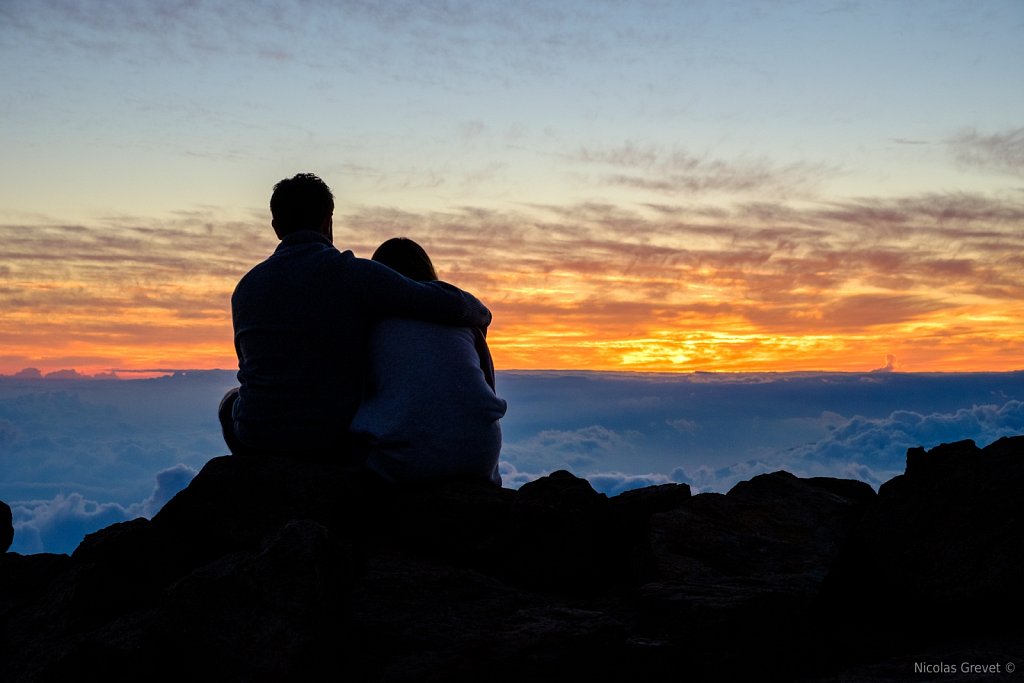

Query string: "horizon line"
[2, 367, 1022, 381]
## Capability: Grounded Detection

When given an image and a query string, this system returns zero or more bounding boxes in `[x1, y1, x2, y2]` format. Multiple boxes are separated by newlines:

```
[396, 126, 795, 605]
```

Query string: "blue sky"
[3, 370, 1023, 554]
[4, 0, 1020, 218]
[2, 1, 1022, 375]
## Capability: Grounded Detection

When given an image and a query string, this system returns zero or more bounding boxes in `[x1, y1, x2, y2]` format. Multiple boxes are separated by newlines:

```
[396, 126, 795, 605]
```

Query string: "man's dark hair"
[270, 173, 334, 235]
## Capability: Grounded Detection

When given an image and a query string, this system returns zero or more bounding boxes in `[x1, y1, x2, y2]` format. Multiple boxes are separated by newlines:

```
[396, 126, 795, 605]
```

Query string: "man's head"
[270, 173, 334, 240]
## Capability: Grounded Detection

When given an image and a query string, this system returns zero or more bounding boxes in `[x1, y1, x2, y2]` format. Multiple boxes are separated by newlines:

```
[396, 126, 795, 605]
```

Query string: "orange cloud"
[1, 191, 1022, 376]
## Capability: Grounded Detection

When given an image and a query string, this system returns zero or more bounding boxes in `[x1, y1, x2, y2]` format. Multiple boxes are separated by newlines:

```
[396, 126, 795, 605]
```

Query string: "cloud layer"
[10, 463, 197, 555]
[501, 399, 1024, 497]
[494, 370, 1024, 494]
[948, 127, 1024, 176]
[2, 370, 1023, 553]
[339, 190, 1024, 371]
[8, 183, 1019, 374]
[6, 184, 1015, 374]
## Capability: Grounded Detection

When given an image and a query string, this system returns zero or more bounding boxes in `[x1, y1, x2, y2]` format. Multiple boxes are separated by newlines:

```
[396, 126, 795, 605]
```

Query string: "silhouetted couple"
[219, 173, 505, 485]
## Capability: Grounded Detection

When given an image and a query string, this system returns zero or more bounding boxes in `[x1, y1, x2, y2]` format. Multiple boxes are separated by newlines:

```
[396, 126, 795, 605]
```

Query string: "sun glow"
[5, 267, 1023, 376]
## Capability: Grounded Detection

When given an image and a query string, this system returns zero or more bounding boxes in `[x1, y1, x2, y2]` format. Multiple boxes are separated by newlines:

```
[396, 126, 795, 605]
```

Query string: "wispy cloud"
[947, 127, 1024, 176]
[341, 190, 1024, 369]
[571, 141, 835, 197]
[2, 188, 1022, 374]
[0, 212, 265, 373]
[500, 424, 636, 471]
[0, 0, 644, 89]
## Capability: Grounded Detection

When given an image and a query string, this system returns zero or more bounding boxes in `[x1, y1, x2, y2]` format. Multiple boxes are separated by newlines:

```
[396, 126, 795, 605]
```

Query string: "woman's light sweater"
[349, 319, 507, 485]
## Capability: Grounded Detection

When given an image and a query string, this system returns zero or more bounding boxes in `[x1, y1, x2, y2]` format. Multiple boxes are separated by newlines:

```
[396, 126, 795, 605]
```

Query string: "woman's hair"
[371, 237, 438, 282]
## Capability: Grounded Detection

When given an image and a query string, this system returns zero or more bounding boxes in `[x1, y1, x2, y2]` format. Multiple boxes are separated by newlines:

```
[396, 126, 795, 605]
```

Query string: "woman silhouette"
[349, 238, 506, 485]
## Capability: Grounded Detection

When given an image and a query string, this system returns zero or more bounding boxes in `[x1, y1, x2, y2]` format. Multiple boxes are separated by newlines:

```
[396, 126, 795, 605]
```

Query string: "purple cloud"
[948, 127, 1024, 176]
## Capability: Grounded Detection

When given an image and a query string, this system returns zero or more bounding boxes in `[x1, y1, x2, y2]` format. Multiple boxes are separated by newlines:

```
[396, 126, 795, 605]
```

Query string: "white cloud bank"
[675, 400, 1022, 492]
[10, 463, 197, 555]
[496, 372, 1024, 496]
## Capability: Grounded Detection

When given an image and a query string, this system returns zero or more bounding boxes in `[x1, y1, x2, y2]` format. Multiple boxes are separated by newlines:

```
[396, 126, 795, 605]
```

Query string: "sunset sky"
[2, 0, 1022, 375]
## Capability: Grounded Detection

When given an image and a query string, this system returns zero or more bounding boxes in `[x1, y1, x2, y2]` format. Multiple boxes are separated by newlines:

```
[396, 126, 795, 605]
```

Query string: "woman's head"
[372, 237, 438, 282]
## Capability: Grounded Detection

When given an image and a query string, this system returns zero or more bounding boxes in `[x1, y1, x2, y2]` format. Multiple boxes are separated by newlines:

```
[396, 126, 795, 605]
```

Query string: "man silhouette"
[219, 173, 492, 458]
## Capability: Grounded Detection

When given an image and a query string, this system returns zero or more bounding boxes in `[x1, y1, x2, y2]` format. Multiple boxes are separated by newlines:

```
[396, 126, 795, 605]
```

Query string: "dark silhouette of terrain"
[0, 501, 12, 555]
[1, 436, 1021, 682]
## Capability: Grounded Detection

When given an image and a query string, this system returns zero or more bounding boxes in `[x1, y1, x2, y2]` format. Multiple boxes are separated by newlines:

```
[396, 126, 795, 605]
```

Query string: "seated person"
[349, 238, 507, 485]
[221, 174, 492, 459]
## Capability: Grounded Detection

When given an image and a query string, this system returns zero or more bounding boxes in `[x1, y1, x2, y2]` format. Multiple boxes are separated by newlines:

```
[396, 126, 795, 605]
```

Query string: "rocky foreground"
[1, 437, 1022, 682]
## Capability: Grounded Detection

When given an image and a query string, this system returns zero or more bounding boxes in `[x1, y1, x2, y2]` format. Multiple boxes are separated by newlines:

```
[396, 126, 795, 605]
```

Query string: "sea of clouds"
[2, 370, 1022, 554]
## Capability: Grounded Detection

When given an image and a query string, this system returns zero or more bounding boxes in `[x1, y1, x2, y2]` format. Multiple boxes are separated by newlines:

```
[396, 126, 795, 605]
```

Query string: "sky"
[3, 369, 1023, 554]
[2, 0, 1023, 375]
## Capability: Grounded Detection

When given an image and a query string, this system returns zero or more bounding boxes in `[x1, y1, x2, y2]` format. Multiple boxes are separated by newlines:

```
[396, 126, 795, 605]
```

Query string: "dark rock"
[904, 437, 978, 476]
[497, 470, 627, 591]
[826, 436, 1024, 630]
[648, 472, 873, 596]
[341, 551, 633, 682]
[1, 500, 12, 554]
[610, 483, 694, 585]
[72, 518, 152, 565]
[0, 552, 73, 616]
[804, 476, 876, 502]
[610, 482, 692, 520]
[636, 471, 875, 680]
[148, 455, 355, 566]
[0, 455, 361, 682]
[39, 519, 352, 682]
[809, 628, 1024, 683]
[66, 518, 159, 626]
[0, 437, 1021, 682]
[367, 476, 516, 564]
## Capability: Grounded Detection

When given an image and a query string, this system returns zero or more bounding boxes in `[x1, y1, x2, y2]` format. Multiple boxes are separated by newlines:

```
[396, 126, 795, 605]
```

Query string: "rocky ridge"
[1, 436, 1022, 682]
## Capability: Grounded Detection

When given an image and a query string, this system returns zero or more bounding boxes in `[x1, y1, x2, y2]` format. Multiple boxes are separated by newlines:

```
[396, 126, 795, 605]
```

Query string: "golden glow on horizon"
[487, 317, 1024, 373]
[4, 308, 1023, 376]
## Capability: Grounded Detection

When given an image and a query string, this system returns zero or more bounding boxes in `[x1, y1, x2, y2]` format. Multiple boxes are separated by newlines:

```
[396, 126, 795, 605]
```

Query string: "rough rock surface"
[820, 435, 1024, 676]
[1, 436, 1021, 682]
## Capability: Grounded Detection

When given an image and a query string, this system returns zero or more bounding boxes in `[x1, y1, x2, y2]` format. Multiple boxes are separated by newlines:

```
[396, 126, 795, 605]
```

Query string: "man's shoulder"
[248, 240, 355, 273]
